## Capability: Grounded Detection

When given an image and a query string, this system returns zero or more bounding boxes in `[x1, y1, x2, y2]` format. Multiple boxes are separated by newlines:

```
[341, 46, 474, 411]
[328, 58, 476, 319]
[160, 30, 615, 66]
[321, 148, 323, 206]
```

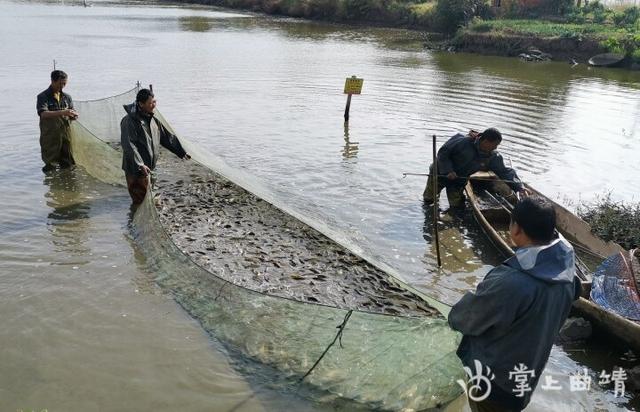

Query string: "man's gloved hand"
[447, 171, 458, 181]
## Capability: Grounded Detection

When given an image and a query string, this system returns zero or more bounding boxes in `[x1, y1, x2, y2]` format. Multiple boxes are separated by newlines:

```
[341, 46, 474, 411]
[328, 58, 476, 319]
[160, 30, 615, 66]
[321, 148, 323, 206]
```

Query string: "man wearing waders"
[120, 88, 189, 205]
[37, 70, 78, 173]
[423, 128, 525, 208]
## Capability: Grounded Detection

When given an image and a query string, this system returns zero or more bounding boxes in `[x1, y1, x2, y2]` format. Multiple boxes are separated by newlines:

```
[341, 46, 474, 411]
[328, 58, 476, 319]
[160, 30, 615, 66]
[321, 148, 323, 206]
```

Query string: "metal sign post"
[343, 75, 363, 122]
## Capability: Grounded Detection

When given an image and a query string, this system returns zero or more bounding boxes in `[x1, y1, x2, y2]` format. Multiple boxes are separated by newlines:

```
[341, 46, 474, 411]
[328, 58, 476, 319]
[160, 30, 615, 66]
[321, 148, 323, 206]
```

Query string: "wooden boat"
[464, 172, 640, 352]
[588, 52, 626, 67]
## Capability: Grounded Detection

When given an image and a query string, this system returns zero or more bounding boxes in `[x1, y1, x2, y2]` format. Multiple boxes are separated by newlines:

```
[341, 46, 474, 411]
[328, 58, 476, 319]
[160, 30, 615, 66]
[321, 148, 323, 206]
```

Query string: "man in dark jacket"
[423, 128, 525, 208]
[120, 88, 189, 204]
[449, 197, 581, 411]
[37, 70, 79, 173]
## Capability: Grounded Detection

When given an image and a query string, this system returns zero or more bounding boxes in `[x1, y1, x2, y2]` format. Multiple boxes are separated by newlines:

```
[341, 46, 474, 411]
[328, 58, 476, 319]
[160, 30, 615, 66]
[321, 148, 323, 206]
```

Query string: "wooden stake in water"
[432, 134, 442, 267]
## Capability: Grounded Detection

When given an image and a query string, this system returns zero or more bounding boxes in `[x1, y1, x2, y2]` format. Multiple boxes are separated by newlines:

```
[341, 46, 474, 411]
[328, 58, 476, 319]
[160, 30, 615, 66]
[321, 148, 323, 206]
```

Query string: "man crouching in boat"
[449, 197, 581, 412]
[423, 128, 525, 208]
[121, 88, 190, 204]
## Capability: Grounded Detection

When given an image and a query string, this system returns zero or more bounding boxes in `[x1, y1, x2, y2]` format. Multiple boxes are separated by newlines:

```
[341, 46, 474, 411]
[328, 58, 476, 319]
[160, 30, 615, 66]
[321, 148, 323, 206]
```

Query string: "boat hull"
[464, 173, 640, 352]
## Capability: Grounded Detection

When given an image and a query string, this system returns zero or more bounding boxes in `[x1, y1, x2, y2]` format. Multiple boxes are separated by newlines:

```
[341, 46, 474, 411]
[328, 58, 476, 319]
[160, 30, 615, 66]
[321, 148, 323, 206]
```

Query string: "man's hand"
[517, 188, 531, 198]
[447, 171, 458, 181]
[139, 165, 151, 176]
[65, 109, 78, 120]
[183, 153, 191, 160]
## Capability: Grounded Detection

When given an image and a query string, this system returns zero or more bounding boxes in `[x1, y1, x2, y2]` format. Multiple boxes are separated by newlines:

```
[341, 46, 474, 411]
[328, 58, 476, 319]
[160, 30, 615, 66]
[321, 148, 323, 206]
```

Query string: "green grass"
[409, 0, 435, 16]
[468, 18, 629, 38]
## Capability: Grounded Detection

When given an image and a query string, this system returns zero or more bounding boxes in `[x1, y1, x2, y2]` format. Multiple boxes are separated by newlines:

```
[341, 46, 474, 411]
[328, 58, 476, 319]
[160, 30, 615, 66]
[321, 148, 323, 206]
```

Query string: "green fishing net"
[70, 86, 464, 410]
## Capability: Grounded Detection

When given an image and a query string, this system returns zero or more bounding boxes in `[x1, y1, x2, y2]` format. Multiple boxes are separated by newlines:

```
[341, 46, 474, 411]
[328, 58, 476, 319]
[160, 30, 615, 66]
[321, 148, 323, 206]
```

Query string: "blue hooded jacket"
[448, 236, 581, 409]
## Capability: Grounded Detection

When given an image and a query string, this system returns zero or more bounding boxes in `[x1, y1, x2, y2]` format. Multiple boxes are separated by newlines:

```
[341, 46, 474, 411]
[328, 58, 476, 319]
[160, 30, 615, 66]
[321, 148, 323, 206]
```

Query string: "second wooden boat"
[464, 172, 640, 352]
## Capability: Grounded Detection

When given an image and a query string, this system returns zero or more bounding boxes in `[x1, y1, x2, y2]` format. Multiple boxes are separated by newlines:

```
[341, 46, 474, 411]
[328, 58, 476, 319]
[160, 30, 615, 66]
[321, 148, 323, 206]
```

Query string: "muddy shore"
[153, 157, 439, 317]
[451, 32, 605, 64]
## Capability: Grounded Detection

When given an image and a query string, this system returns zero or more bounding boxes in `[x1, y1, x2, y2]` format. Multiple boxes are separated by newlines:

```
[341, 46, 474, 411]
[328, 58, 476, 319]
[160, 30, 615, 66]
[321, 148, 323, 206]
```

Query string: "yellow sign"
[344, 77, 363, 95]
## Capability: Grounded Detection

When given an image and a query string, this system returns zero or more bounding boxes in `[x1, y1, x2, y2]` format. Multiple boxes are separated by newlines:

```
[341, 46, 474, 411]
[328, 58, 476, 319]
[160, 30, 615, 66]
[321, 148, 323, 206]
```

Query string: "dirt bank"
[452, 31, 606, 63]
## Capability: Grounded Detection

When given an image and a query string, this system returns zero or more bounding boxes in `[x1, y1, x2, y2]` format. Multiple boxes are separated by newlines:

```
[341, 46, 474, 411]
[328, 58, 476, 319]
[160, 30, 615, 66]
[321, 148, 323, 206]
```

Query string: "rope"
[298, 310, 353, 383]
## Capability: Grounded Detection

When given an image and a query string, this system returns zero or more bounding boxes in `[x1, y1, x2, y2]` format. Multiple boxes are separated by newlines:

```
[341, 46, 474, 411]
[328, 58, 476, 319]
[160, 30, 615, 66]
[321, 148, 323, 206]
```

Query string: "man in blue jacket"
[423, 128, 525, 208]
[449, 197, 581, 411]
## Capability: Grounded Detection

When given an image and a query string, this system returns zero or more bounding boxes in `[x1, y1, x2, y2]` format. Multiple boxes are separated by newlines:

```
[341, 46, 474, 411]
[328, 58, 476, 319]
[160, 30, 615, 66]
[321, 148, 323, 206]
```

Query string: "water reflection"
[422, 206, 498, 272]
[341, 122, 358, 160]
[178, 15, 215, 32]
[44, 169, 91, 260]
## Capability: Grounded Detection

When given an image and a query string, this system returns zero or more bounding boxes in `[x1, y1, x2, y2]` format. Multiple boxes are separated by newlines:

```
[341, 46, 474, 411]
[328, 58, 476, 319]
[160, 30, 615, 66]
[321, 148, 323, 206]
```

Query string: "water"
[1, 0, 639, 410]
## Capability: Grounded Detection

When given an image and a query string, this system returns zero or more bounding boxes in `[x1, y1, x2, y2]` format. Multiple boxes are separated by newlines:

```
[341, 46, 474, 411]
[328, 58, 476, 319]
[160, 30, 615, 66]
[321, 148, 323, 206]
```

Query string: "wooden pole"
[344, 93, 352, 122]
[432, 134, 442, 268]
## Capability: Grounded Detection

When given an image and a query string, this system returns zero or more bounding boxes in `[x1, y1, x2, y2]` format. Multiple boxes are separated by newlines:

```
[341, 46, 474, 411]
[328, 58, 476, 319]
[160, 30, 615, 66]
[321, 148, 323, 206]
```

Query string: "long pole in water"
[432, 134, 442, 268]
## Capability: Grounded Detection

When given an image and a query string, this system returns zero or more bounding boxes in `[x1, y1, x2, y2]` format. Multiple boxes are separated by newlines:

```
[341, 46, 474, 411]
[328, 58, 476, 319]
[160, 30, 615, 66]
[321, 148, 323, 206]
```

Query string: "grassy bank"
[456, 4, 640, 63]
[170, 0, 640, 65]
[453, 20, 609, 61]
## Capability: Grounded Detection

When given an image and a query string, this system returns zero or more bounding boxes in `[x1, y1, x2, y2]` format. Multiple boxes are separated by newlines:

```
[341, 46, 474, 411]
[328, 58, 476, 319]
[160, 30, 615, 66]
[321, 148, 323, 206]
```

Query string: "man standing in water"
[423, 128, 525, 208]
[449, 197, 581, 411]
[37, 70, 78, 173]
[120, 88, 190, 204]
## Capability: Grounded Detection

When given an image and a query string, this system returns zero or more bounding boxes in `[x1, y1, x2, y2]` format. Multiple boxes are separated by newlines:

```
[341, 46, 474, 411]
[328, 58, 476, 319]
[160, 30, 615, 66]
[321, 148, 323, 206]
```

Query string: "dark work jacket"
[120, 103, 186, 177]
[448, 236, 581, 410]
[436, 133, 523, 191]
[37, 86, 74, 141]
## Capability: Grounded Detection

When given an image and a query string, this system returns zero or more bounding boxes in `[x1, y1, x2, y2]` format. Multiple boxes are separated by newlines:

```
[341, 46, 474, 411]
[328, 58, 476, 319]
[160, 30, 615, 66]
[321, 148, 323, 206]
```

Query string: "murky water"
[1, 0, 639, 410]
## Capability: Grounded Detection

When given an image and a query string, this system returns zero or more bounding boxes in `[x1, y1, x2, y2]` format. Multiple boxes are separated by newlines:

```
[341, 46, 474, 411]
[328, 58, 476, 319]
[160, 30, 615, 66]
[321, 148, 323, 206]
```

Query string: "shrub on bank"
[578, 195, 640, 250]
[613, 5, 640, 27]
[433, 0, 493, 33]
[600, 33, 640, 62]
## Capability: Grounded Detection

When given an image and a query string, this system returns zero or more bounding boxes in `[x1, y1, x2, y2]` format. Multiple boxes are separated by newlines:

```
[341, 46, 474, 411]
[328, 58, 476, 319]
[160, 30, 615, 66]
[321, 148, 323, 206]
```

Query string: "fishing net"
[591, 250, 640, 321]
[69, 86, 464, 410]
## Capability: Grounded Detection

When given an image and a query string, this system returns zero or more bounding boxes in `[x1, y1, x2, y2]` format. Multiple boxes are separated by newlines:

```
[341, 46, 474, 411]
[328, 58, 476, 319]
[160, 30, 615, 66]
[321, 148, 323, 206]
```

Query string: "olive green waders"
[422, 164, 465, 208]
[40, 116, 74, 168]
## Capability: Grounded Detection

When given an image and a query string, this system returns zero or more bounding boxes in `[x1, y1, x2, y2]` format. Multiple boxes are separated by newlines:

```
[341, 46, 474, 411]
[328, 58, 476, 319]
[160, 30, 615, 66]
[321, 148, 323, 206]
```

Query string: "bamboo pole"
[432, 134, 442, 268]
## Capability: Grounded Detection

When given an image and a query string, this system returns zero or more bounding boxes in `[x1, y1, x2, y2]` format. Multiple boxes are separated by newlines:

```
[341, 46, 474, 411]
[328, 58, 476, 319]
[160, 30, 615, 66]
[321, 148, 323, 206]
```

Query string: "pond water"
[1, 0, 639, 410]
